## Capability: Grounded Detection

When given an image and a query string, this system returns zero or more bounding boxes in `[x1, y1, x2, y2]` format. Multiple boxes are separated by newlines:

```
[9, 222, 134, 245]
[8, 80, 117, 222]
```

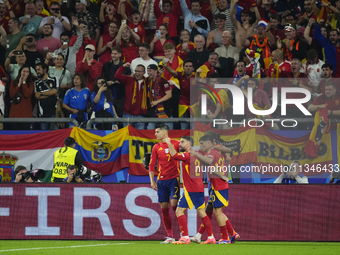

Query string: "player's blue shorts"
[210, 188, 229, 208]
[157, 177, 180, 203]
[178, 190, 205, 210]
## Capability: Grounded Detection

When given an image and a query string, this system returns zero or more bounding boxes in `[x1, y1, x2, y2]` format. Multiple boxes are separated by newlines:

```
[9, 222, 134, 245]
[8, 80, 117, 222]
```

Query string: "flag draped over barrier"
[127, 126, 189, 175]
[255, 127, 333, 175]
[0, 129, 72, 182]
[193, 122, 257, 165]
[70, 127, 129, 175]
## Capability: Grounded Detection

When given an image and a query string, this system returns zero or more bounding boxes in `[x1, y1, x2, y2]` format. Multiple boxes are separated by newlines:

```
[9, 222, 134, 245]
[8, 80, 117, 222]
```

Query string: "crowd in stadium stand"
[1, 0, 340, 130]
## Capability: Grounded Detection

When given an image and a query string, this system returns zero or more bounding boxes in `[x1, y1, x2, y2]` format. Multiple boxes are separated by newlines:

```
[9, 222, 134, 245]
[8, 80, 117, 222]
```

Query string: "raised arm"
[304, 18, 315, 45]
[163, 60, 178, 77]
[99, 1, 107, 23]
[230, 0, 239, 28]
[179, 0, 190, 16]
[210, 0, 217, 13]
[143, 0, 153, 23]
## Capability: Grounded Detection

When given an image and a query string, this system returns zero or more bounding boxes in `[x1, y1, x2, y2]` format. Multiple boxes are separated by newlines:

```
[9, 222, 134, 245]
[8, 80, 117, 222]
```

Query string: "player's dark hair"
[249, 78, 260, 88]
[136, 64, 145, 72]
[155, 123, 169, 132]
[191, 0, 201, 6]
[36, 63, 49, 73]
[182, 136, 193, 146]
[65, 137, 76, 147]
[330, 29, 340, 36]
[199, 135, 214, 143]
[111, 46, 122, 54]
[322, 63, 333, 71]
[307, 49, 318, 61]
[292, 160, 301, 165]
[67, 165, 77, 170]
[139, 43, 150, 52]
[15, 165, 26, 175]
[236, 60, 246, 67]
[270, 13, 280, 22]
[204, 130, 219, 142]
[163, 0, 173, 7]
[325, 81, 337, 89]
[184, 59, 194, 67]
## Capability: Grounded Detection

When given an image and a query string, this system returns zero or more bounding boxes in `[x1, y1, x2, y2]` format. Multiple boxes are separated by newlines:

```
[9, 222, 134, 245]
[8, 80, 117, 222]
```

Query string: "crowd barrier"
[0, 184, 339, 241]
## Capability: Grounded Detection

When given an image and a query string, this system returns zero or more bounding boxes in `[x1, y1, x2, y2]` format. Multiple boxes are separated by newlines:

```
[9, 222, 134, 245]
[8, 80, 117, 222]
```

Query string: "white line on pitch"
[0, 243, 133, 253]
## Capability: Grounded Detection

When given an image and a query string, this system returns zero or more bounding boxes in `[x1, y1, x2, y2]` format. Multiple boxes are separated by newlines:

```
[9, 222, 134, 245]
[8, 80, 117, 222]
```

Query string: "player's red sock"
[202, 216, 213, 236]
[226, 220, 236, 236]
[177, 215, 188, 236]
[161, 208, 173, 238]
[172, 205, 177, 213]
[198, 211, 213, 234]
[219, 225, 229, 240]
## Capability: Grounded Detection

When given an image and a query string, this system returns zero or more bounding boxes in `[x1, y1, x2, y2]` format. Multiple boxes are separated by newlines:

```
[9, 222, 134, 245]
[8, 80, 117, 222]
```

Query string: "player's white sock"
[183, 236, 189, 239]
[207, 235, 215, 239]
[196, 233, 202, 239]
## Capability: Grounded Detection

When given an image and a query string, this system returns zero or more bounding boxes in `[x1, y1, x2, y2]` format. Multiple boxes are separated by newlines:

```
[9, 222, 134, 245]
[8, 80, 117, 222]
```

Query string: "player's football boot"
[200, 237, 216, 244]
[160, 237, 175, 244]
[216, 239, 231, 244]
[190, 234, 201, 243]
[173, 237, 191, 244]
[230, 232, 240, 244]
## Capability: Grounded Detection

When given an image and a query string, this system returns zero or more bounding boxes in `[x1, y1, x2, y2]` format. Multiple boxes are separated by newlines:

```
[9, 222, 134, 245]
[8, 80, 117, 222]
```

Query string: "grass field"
[0, 241, 339, 255]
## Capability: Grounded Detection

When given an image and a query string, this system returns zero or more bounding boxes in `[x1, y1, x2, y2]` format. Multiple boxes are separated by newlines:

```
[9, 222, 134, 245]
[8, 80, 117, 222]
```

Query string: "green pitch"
[0, 241, 339, 255]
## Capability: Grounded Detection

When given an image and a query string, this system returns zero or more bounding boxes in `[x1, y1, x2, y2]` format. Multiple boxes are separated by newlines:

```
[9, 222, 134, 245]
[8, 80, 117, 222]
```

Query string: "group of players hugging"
[147, 123, 239, 244]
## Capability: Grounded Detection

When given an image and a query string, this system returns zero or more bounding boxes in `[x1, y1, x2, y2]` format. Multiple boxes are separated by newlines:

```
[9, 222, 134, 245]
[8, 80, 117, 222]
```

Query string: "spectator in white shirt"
[38, 1, 71, 39]
[131, 43, 158, 77]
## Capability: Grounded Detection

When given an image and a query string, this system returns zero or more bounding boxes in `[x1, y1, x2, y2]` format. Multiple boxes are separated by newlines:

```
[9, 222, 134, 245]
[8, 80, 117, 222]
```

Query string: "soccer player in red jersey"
[149, 123, 180, 244]
[191, 135, 239, 244]
[164, 136, 216, 245]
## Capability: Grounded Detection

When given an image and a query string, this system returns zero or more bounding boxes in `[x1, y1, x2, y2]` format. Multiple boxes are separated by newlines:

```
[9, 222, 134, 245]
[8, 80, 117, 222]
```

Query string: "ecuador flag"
[70, 127, 129, 175]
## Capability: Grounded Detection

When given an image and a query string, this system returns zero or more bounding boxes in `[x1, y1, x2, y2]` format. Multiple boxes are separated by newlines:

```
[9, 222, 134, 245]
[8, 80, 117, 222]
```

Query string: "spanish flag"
[303, 108, 329, 158]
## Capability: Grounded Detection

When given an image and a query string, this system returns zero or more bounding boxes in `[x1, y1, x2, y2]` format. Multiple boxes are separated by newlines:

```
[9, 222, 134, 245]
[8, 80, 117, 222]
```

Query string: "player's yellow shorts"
[178, 190, 205, 210]
[209, 188, 229, 208]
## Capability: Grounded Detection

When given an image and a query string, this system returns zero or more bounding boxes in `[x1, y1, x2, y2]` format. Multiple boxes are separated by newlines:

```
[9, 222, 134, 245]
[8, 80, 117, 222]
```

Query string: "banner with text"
[0, 184, 339, 241]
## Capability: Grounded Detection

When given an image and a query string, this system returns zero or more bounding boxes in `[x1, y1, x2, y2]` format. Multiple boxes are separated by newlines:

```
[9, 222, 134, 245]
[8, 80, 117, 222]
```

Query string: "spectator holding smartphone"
[5, 50, 37, 80]
[274, 161, 309, 184]
[97, 21, 118, 65]
[150, 24, 175, 64]
[15, 34, 45, 69]
[38, 1, 71, 39]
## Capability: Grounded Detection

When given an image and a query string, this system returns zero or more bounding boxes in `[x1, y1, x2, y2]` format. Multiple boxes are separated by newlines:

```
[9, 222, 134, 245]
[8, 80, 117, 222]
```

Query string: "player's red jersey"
[149, 140, 180, 180]
[207, 148, 229, 191]
[173, 152, 204, 193]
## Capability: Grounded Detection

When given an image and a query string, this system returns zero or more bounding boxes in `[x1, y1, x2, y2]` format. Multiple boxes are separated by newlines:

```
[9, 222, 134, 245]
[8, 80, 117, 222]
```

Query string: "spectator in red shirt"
[270, 14, 285, 41]
[0, 0, 15, 34]
[115, 23, 139, 63]
[154, 0, 181, 42]
[97, 21, 118, 65]
[114, 62, 148, 130]
[75, 44, 103, 91]
[69, 21, 96, 66]
[150, 24, 175, 64]
[99, 1, 121, 35]
[9, 0, 25, 19]
[176, 29, 195, 61]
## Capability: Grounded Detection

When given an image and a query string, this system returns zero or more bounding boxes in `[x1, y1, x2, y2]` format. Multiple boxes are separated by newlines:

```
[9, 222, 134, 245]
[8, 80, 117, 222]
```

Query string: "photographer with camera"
[64, 165, 83, 183]
[14, 165, 34, 183]
[38, 1, 71, 39]
[274, 161, 309, 184]
[14, 165, 45, 183]
[64, 164, 103, 183]
[5, 50, 37, 80]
